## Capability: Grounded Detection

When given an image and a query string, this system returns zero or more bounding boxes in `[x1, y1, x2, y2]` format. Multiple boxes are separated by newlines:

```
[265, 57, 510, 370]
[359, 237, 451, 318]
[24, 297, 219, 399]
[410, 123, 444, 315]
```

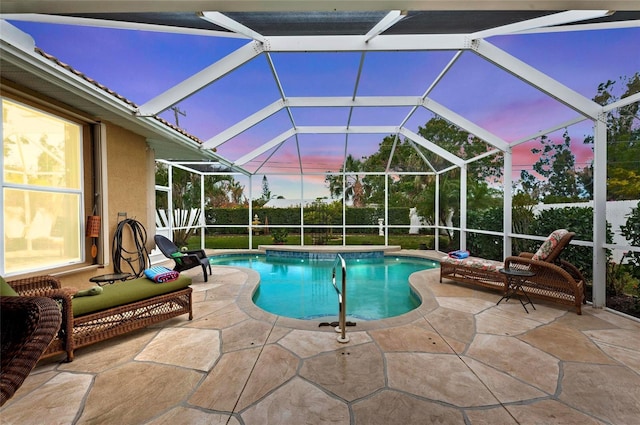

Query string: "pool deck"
[2, 249, 640, 424]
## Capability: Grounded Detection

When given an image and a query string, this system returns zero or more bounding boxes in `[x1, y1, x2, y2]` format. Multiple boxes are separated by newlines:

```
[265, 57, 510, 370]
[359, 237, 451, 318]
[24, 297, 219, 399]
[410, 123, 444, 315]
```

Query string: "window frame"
[1, 95, 87, 276]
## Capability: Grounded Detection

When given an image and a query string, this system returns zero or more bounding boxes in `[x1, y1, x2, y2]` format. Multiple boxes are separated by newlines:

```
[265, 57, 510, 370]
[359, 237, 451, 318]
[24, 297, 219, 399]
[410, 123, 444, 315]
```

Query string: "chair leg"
[201, 264, 208, 282]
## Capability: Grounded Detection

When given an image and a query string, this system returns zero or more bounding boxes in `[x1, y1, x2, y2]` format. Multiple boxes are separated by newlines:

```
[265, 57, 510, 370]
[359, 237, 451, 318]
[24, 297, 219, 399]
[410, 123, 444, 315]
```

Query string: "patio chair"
[504, 230, 586, 314]
[1, 295, 62, 406]
[440, 229, 586, 314]
[154, 235, 211, 282]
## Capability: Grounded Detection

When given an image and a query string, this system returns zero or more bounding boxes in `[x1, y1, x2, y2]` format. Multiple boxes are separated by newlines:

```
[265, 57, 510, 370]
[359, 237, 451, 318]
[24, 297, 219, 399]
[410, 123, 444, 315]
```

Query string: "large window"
[2, 98, 83, 275]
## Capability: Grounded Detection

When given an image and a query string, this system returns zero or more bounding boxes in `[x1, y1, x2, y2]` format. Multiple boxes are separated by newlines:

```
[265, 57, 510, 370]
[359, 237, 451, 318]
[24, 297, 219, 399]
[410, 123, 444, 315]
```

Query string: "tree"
[620, 201, 640, 282]
[584, 72, 640, 201]
[325, 154, 370, 207]
[519, 130, 584, 203]
[261, 175, 271, 202]
[411, 117, 503, 238]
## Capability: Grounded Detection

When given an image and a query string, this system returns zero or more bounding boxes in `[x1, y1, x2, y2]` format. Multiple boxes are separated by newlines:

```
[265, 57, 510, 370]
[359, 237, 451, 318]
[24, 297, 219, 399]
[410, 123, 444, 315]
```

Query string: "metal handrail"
[331, 254, 349, 343]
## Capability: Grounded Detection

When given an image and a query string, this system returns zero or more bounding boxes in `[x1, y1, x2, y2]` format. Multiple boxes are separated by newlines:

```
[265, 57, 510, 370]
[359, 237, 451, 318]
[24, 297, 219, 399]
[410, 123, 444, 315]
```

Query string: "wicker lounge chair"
[440, 229, 586, 314]
[154, 235, 211, 282]
[4, 274, 193, 362]
[1, 296, 62, 406]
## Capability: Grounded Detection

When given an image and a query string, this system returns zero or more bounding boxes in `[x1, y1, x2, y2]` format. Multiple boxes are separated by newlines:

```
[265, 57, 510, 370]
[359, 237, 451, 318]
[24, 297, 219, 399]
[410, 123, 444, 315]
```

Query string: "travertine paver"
[466, 334, 560, 394]
[464, 406, 519, 424]
[189, 346, 262, 411]
[518, 322, 619, 363]
[475, 308, 544, 336]
[145, 406, 240, 425]
[505, 399, 607, 425]
[593, 343, 640, 373]
[559, 363, 640, 425]
[386, 352, 500, 407]
[221, 319, 274, 352]
[299, 343, 385, 401]
[189, 297, 236, 319]
[0, 372, 93, 425]
[435, 296, 497, 314]
[77, 362, 202, 425]
[369, 323, 453, 353]
[236, 344, 299, 411]
[424, 307, 476, 349]
[352, 390, 464, 424]
[241, 377, 350, 425]
[583, 328, 640, 351]
[277, 329, 372, 358]
[135, 327, 221, 371]
[57, 329, 157, 373]
[461, 357, 546, 403]
[186, 302, 250, 329]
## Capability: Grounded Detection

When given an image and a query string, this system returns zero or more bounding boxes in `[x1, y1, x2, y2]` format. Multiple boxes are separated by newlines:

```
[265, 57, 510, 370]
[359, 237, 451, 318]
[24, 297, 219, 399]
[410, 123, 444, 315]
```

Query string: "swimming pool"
[208, 254, 438, 321]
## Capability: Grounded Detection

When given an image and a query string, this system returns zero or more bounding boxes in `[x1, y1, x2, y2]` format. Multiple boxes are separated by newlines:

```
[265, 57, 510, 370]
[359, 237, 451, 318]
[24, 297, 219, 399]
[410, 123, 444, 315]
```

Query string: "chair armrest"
[505, 256, 579, 290]
[557, 259, 586, 284]
[184, 249, 207, 259]
[518, 252, 534, 259]
[8, 275, 62, 296]
[174, 253, 203, 267]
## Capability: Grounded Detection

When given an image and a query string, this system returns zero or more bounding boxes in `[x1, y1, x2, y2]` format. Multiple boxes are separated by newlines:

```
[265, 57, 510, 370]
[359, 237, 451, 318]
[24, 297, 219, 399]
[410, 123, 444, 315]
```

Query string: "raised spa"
[209, 251, 438, 321]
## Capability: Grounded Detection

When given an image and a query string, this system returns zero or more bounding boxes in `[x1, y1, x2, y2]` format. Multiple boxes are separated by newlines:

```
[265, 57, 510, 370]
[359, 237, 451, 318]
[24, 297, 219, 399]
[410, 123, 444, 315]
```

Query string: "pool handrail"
[331, 254, 349, 343]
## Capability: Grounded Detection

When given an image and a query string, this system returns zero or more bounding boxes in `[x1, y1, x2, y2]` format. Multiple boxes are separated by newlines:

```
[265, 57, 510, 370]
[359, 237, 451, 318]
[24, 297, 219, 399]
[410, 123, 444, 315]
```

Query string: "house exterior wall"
[63, 122, 156, 289]
[1, 83, 157, 289]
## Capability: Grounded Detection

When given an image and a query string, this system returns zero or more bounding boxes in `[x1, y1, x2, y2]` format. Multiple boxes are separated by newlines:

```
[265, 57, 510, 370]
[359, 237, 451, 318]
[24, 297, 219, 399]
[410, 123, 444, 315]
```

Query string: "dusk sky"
[7, 18, 640, 199]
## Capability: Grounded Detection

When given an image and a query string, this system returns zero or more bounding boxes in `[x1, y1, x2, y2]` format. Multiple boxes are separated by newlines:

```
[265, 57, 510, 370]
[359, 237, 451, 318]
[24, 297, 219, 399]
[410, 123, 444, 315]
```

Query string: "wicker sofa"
[439, 230, 586, 314]
[4, 274, 193, 362]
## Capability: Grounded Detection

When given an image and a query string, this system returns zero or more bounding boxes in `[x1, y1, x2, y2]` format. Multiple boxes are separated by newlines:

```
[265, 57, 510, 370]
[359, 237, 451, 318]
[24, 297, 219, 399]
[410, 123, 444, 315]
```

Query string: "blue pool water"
[208, 254, 438, 320]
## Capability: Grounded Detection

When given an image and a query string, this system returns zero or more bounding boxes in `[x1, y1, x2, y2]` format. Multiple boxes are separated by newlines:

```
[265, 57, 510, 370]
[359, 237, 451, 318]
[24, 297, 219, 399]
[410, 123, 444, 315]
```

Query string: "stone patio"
[2, 252, 640, 424]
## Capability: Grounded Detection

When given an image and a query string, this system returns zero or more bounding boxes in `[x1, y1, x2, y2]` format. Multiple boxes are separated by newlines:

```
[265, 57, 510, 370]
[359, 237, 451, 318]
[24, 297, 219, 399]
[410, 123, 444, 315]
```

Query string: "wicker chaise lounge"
[4, 274, 193, 361]
[440, 229, 586, 314]
[1, 295, 62, 406]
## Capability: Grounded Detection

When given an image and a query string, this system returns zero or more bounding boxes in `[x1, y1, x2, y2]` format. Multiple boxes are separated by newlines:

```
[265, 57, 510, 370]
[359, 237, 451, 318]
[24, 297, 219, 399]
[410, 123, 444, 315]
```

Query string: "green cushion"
[0, 276, 18, 297]
[72, 274, 191, 317]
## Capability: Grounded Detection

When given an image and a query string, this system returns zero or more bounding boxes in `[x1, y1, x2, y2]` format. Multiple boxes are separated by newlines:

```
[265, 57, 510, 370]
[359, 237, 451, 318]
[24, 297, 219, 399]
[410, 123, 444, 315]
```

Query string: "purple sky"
[8, 19, 640, 199]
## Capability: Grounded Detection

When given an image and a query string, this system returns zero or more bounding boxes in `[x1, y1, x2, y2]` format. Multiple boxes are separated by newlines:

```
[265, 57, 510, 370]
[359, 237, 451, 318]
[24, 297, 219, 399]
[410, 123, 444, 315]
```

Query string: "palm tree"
[326, 154, 369, 206]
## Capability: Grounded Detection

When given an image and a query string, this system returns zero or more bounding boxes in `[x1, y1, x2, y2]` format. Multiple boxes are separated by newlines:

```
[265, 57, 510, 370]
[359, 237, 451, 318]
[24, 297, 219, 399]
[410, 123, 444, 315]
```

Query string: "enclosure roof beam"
[266, 34, 467, 52]
[422, 98, 509, 151]
[511, 115, 588, 147]
[202, 99, 285, 149]
[295, 125, 400, 134]
[364, 10, 406, 42]
[470, 10, 612, 39]
[137, 41, 262, 116]
[199, 11, 267, 42]
[287, 96, 423, 107]
[3, 13, 247, 38]
[234, 128, 296, 165]
[399, 128, 464, 167]
[603, 91, 640, 112]
[201, 96, 425, 150]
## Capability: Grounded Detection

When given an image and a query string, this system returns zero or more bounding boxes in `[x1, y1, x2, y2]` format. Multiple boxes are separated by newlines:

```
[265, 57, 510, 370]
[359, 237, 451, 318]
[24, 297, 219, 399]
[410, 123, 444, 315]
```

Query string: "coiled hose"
[111, 218, 150, 277]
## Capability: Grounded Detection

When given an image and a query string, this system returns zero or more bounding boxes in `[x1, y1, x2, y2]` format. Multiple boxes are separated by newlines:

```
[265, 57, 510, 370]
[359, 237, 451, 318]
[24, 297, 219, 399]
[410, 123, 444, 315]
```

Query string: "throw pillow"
[532, 229, 569, 261]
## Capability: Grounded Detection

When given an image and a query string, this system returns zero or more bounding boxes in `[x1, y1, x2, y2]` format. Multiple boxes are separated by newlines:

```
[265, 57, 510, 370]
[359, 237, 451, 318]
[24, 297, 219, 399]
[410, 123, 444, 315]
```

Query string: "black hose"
[111, 218, 150, 277]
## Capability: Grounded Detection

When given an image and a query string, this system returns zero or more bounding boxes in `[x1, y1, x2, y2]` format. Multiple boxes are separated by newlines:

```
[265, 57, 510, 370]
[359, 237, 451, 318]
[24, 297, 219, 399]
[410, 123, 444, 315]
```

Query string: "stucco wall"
[62, 122, 156, 289]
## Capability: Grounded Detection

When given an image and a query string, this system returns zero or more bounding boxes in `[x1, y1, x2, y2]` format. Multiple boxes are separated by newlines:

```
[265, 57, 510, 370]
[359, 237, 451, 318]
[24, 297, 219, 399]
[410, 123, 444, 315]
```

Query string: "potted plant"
[271, 228, 288, 244]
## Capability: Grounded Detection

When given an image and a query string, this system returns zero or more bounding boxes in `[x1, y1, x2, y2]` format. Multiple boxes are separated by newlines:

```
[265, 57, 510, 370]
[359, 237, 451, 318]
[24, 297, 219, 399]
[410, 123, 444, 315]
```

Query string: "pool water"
[208, 254, 438, 320]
